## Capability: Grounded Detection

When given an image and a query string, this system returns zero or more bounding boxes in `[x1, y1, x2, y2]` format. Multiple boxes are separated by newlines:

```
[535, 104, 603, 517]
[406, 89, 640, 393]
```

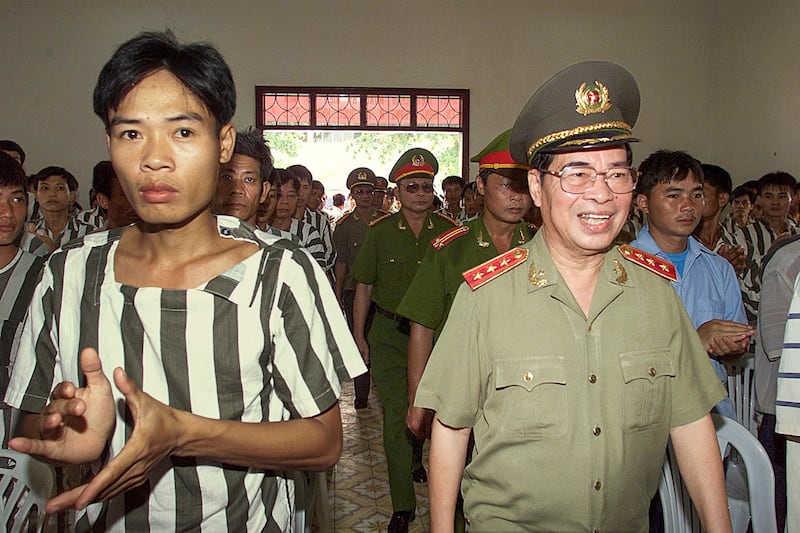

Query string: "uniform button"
[594, 480, 602, 490]
[588, 374, 597, 383]
[523, 371, 534, 383]
[649, 367, 657, 377]
[592, 426, 601, 436]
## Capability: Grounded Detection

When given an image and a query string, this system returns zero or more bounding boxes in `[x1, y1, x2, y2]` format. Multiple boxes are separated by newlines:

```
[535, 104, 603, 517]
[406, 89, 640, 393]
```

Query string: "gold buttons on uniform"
[523, 371, 534, 383]
[649, 367, 657, 377]
[588, 374, 597, 383]
[594, 480, 602, 490]
[592, 426, 601, 436]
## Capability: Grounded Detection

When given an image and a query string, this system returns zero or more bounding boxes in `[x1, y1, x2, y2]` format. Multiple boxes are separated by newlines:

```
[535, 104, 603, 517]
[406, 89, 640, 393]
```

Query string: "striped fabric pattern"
[303, 208, 336, 272]
[5, 216, 364, 532]
[76, 206, 106, 230]
[0, 250, 45, 447]
[777, 273, 800, 435]
[19, 215, 95, 257]
[287, 218, 326, 269]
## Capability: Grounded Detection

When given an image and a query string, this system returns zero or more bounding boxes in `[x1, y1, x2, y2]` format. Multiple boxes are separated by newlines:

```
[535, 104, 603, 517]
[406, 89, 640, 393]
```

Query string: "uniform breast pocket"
[380, 254, 407, 291]
[493, 356, 567, 438]
[619, 349, 675, 431]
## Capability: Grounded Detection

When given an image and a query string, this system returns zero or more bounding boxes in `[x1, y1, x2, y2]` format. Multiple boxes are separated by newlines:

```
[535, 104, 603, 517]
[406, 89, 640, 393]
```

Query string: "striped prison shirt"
[302, 208, 336, 273]
[5, 215, 365, 532]
[19, 215, 95, 257]
[0, 250, 45, 447]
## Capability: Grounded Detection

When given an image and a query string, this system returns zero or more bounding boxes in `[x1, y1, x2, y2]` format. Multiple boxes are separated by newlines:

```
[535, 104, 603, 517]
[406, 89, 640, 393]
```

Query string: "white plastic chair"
[0, 449, 54, 533]
[658, 414, 777, 533]
[725, 355, 759, 436]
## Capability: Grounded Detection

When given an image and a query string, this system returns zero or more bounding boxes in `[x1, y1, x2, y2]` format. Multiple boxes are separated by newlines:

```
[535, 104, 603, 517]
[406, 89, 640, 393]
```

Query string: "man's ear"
[259, 181, 270, 204]
[528, 169, 542, 208]
[96, 193, 110, 211]
[476, 174, 486, 196]
[218, 123, 236, 164]
[636, 193, 649, 213]
[719, 192, 730, 207]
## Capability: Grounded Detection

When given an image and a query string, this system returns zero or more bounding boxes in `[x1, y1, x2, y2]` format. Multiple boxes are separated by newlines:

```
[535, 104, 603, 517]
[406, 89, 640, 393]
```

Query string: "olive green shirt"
[351, 210, 455, 313]
[332, 208, 385, 291]
[396, 216, 532, 338]
[415, 232, 726, 532]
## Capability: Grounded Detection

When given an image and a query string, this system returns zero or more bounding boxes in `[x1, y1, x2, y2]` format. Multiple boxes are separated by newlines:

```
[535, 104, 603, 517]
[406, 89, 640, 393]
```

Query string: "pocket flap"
[495, 357, 566, 392]
[619, 349, 675, 385]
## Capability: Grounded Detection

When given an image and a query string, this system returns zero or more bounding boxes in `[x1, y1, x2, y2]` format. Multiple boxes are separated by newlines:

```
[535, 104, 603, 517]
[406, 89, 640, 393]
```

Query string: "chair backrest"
[725, 356, 759, 436]
[657, 414, 777, 533]
[0, 449, 54, 533]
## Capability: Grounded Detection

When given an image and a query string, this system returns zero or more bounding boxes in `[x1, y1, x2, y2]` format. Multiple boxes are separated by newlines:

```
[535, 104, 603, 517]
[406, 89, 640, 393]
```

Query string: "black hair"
[232, 127, 273, 183]
[758, 171, 797, 190]
[286, 164, 312, 184]
[311, 180, 324, 192]
[700, 163, 732, 195]
[442, 175, 465, 189]
[92, 160, 116, 198]
[0, 152, 28, 190]
[741, 179, 762, 196]
[462, 181, 479, 199]
[731, 185, 756, 205]
[0, 140, 25, 165]
[32, 166, 79, 191]
[93, 30, 235, 132]
[333, 193, 346, 207]
[272, 168, 299, 192]
[634, 150, 703, 197]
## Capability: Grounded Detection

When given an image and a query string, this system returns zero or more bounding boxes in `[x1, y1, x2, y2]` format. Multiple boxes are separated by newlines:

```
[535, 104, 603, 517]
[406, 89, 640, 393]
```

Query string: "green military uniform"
[333, 207, 386, 292]
[415, 233, 726, 531]
[350, 148, 455, 516]
[397, 216, 532, 338]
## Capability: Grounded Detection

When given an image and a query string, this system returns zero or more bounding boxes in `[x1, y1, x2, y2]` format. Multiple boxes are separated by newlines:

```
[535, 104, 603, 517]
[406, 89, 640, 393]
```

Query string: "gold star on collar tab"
[462, 247, 528, 290]
[618, 245, 677, 282]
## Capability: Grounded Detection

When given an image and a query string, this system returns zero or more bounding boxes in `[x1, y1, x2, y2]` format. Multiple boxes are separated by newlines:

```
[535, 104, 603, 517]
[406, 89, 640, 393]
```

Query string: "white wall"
[1, 1, 796, 200]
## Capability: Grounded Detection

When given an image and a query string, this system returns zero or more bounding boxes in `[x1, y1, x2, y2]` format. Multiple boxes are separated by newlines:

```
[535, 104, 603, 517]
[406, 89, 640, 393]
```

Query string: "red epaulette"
[436, 212, 458, 225]
[462, 247, 528, 290]
[431, 225, 470, 250]
[618, 245, 678, 282]
[337, 212, 351, 224]
[368, 212, 393, 227]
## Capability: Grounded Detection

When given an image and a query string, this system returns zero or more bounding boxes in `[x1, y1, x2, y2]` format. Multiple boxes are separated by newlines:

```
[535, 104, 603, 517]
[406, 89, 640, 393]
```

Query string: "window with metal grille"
[256, 87, 469, 177]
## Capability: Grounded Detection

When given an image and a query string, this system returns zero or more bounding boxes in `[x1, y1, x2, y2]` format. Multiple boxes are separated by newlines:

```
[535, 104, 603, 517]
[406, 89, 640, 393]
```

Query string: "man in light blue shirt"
[631, 150, 755, 419]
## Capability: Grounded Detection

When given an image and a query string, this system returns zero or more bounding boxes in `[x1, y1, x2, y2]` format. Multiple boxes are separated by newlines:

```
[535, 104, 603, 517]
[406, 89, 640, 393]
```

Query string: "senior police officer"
[333, 167, 384, 409]
[415, 61, 731, 532]
[351, 148, 456, 533]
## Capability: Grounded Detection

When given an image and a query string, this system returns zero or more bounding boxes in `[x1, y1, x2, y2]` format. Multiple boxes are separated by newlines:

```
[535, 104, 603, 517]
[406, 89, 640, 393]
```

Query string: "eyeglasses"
[400, 182, 434, 194]
[539, 166, 637, 194]
[351, 188, 374, 196]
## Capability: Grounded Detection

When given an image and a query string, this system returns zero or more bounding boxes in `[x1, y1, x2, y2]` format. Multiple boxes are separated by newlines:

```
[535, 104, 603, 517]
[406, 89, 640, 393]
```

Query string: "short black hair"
[333, 193, 346, 207]
[33, 166, 79, 191]
[462, 181, 479, 199]
[758, 171, 797, 190]
[93, 30, 236, 132]
[732, 185, 756, 205]
[311, 180, 324, 192]
[0, 140, 25, 165]
[700, 163, 732, 195]
[286, 164, 312, 184]
[741, 179, 762, 196]
[635, 150, 703, 197]
[92, 160, 116, 198]
[272, 168, 299, 192]
[232, 127, 273, 184]
[442, 175, 465, 189]
[0, 152, 28, 190]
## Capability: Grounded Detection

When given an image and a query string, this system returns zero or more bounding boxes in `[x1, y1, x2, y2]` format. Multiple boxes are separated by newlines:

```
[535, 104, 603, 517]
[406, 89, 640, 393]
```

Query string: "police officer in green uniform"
[333, 167, 384, 409]
[415, 61, 732, 532]
[351, 148, 455, 533]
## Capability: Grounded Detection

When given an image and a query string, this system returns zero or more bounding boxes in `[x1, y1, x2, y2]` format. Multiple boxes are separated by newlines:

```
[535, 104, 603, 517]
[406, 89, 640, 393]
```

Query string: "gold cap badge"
[412, 154, 425, 166]
[575, 81, 612, 116]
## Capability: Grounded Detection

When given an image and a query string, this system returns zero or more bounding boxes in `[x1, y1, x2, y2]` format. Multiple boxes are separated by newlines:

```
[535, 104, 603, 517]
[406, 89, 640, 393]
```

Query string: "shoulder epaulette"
[431, 225, 470, 249]
[462, 247, 528, 290]
[618, 245, 677, 282]
[436, 212, 458, 226]
[337, 212, 351, 224]
[368, 212, 393, 227]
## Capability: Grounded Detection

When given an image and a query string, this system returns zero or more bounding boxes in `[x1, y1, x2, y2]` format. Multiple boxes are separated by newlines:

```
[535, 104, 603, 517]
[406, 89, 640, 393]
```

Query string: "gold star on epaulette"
[618, 245, 677, 282]
[462, 247, 528, 290]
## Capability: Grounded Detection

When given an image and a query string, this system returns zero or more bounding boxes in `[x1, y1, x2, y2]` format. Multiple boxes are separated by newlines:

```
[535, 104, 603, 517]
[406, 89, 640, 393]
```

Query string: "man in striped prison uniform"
[0, 153, 45, 447]
[4, 31, 365, 532]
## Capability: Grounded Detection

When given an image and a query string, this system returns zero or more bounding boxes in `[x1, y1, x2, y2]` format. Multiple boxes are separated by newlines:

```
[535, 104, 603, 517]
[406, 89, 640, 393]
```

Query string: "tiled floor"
[313, 380, 430, 532]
